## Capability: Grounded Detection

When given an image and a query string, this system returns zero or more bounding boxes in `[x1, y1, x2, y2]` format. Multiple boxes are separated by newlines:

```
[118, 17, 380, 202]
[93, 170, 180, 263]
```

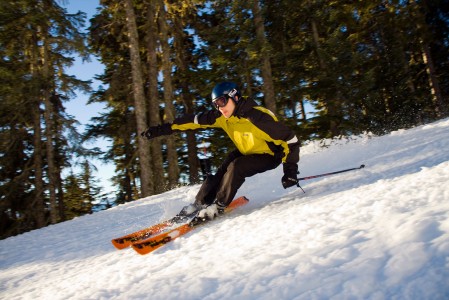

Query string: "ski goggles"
[212, 88, 238, 109]
[212, 95, 229, 109]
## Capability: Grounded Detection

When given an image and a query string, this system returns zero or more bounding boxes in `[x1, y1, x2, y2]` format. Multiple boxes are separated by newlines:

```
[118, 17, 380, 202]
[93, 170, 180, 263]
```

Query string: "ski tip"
[111, 238, 131, 250]
[229, 196, 249, 207]
[237, 195, 250, 202]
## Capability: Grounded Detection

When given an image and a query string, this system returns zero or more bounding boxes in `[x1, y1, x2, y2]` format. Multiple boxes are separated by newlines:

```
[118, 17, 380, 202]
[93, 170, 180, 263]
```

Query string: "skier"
[141, 82, 300, 220]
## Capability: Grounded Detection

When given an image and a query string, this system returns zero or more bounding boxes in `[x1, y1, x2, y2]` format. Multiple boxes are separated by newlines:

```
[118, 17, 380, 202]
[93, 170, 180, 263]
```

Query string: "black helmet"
[211, 82, 241, 102]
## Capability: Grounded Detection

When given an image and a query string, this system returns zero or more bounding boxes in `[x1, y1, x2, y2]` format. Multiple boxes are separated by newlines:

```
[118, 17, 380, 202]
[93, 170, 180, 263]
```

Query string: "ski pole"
[295, 164, 365, 193]
[298, 164, 365, 181]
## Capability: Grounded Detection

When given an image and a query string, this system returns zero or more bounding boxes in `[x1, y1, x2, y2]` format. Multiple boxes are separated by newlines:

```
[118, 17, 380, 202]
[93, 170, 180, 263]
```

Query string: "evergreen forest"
[1, 0, 448, 239]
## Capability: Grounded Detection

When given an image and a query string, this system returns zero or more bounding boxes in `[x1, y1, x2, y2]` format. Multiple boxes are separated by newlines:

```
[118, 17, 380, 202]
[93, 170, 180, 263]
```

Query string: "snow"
[2, 119, 449, 300]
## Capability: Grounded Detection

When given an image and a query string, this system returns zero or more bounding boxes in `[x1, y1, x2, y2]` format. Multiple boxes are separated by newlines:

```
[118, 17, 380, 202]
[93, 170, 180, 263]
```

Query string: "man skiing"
[141, 82, 300, 220]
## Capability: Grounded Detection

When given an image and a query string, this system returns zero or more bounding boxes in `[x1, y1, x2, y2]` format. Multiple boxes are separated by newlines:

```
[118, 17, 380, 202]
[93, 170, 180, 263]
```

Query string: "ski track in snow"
[1, 119, 449, 299]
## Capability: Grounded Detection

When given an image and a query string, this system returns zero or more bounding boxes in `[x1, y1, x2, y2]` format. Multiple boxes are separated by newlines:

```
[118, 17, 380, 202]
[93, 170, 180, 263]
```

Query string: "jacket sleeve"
[171, 110, 221, 131]
[248, 107, 300, 164]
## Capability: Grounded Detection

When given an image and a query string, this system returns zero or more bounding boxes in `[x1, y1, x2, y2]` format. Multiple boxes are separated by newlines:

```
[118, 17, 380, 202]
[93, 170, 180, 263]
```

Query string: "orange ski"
[111, 220, 174, 249]
[132, 196, 249, 255]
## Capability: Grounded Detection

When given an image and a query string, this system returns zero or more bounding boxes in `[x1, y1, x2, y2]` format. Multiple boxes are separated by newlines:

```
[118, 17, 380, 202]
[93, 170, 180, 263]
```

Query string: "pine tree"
[0, 0, 89, 238]
[63, 161, 103, 220]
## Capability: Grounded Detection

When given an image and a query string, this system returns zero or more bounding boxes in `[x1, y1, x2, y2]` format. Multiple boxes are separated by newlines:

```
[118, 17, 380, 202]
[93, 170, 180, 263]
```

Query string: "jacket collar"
[233, 96, 257, 117]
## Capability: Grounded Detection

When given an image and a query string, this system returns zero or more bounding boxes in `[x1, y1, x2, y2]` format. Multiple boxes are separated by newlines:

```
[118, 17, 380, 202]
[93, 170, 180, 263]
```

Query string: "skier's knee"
[226, 159, 246, 179]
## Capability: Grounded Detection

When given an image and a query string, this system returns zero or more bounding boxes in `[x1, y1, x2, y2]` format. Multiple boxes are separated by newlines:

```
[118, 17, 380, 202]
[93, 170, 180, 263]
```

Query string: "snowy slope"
[1, 119, 449, 300]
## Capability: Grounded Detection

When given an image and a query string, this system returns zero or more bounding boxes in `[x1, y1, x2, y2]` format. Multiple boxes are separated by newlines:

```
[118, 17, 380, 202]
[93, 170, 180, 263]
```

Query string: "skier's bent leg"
[194, 149, 243, 206]
[215, 154, 280, 207]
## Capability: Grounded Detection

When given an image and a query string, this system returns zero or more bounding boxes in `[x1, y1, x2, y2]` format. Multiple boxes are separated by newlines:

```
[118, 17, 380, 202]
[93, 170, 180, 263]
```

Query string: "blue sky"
[63, 0, 103, 126]
[62, 1, 115, 193]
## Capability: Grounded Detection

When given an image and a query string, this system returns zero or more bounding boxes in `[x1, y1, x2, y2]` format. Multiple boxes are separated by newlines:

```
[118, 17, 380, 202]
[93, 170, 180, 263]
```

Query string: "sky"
[1, 118, 449, 299]
[63, 0, 102, 125]
[61, 1, 116, 193]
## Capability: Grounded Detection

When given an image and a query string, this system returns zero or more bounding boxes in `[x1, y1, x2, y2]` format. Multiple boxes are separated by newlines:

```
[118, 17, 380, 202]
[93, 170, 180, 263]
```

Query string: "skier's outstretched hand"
[141, 123, 173, 139]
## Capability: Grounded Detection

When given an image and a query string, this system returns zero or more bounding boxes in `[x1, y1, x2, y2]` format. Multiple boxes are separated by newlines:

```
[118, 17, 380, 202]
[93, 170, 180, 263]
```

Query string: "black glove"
[281, 163, 298, 189]
[140, 123, 173, 139]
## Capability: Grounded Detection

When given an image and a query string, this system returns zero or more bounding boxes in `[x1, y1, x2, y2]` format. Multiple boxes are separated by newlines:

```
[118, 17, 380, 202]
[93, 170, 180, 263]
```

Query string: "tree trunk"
[298, 97, 307, 123]
[56, 160, 66, 221]
[32, 91, 46, 228]
[146, 0, 165, 193]
[40, 30, 59, 224]
[311, 19, 327, 70]
[124, 0, 154, 196]
[251, 0, 277, 113]
[416, 0, 446, 117]
[421, 42, 445, 117]
[29, 43, 46, 228]
[172, 9, 200, 184]
[158, 0, 179, 189]
[124, 140, 134, 202]
[311, 19, 339, 136]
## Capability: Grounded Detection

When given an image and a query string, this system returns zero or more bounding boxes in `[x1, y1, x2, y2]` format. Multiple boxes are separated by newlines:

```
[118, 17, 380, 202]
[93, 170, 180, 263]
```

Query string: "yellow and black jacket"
[171, 97, 300, 165]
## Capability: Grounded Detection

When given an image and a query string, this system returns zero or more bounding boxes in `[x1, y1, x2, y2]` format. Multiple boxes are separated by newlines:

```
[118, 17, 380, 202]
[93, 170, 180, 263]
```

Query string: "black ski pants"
[194, 150, 281, 207]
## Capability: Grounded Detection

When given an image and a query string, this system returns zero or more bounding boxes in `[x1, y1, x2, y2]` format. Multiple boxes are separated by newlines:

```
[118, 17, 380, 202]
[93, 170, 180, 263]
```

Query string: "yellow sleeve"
[171, 111, 222, 131]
